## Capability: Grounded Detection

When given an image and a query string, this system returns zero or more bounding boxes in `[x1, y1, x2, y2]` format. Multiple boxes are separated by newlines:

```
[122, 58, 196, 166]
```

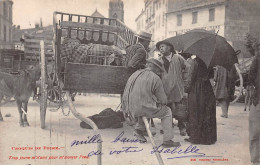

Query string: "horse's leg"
[0, 95, 3, 121]
[150, 118, 155, 127]
[0, 106, 3, 121]
[16, 100, 24, 127]
[23, 101, 29, 126]
[244, 86, 249, 111]
[249, 87, 253, 111]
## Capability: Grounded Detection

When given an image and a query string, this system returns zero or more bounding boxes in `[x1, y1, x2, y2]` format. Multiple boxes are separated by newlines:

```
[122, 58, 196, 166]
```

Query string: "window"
[113, 13, 117, 19]
[192, 11, 198, 24]
[0, 20, 1, 38]
[4, 25, 6, 41]
[159, 15, 160, 28]
[9, 6, 12, 21]
[150, 6, 152, 17]
[9, 28, 11, 42]
[153, 3, 155, 15]
[177, 14, 182, 26]
[162, 12, 165, 27]
[209, 8, 215, 21]
[3, 2, 7, 18]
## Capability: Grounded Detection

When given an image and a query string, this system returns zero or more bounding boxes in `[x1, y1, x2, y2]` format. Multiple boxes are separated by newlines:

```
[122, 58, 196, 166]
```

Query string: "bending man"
[122, 58, 180, 147]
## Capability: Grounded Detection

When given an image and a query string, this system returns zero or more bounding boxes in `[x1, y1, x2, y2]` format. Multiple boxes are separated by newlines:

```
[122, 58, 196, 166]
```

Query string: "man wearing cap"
[156, 40, 190, 136]
[121, 58, 181, 147]
[125, 31, 152, 71]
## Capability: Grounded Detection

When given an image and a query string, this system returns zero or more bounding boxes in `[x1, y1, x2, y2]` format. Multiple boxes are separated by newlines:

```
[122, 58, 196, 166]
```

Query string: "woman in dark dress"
[185, 57, 217, 145]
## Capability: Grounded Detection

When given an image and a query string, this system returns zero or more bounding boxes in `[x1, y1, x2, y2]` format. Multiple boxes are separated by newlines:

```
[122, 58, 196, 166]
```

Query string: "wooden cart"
[39, 11, 140, 164]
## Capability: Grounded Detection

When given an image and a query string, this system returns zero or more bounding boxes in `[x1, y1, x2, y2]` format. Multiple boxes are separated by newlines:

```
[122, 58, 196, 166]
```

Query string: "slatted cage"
[53, 11, 137, 94]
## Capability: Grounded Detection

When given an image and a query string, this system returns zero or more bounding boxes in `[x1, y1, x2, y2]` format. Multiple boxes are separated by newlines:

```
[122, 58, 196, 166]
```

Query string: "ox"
[0, 65, 41, 126]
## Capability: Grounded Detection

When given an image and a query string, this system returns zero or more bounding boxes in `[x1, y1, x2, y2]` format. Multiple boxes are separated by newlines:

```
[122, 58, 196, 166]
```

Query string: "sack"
[174, 99, 188, 121]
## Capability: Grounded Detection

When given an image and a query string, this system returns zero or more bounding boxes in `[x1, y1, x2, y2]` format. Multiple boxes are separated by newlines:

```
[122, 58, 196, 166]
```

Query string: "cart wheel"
[40, 41, 47, 129]
[230, 63, 243, 104]
[47, 72, 63, 103]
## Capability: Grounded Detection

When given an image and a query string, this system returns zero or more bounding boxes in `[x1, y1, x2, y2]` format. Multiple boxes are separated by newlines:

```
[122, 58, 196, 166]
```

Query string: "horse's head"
[25, 65, 41, 82]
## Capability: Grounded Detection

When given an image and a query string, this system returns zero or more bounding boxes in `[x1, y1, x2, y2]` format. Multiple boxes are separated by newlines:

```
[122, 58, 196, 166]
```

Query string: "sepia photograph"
[0, 0, 259, 165]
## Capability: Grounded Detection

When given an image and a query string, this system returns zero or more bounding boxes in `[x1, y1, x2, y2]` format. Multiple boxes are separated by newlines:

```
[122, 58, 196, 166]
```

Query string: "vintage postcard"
[0, 0, 259, 165]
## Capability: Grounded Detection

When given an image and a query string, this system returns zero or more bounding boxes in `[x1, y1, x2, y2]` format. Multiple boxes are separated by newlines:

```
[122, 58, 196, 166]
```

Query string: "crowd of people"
[121, 31, 260, 164]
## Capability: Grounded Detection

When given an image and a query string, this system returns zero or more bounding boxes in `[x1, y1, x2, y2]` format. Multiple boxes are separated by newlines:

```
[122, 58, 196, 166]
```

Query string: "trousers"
[169, 102, 186, 131]
[135, 105, 174, 141]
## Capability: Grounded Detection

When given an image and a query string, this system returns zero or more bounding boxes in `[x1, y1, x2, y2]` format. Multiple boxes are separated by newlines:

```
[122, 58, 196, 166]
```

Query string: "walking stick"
[142, 116, 164, 165]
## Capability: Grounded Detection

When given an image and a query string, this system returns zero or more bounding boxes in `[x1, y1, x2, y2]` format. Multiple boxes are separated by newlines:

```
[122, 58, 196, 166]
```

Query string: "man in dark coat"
[214, 65, 236, 118]
[248, 43, 260, 165]
[125, 31, 152, 71]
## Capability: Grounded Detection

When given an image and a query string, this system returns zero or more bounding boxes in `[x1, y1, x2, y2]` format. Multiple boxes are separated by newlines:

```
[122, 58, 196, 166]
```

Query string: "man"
[214, 65, 236, 118]
[156, 40, 190, 136]
[121, 58, 181, 147]
[248, 43, 260, 165]
[125, 31, 152, 71]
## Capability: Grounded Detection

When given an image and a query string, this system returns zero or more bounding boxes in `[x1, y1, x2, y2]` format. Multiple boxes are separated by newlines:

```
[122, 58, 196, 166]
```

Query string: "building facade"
[166, 0, 226, 37]
[0, 0, 13, 49]
[166, 0, 260, 59]
[135, 0, 169, 46]
[136, 0, 260, 59]
[109, 0, 124, 22]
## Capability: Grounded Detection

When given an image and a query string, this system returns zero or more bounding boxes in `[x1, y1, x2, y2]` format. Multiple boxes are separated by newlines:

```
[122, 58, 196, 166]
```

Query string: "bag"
[174, 98, 188, 121]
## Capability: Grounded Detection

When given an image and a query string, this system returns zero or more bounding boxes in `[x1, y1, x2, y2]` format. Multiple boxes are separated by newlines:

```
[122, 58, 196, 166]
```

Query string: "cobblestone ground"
[0, 94, 251, 165]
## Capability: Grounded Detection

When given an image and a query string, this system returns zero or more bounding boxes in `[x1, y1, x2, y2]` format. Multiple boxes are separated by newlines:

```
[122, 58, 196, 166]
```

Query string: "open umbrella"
[166, 29, 239, 70]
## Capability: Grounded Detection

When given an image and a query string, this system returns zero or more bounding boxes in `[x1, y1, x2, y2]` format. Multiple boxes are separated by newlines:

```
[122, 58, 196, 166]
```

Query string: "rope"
[61, 104, 70, 116]
[21, 107, 27, 115]
[114, 102, 121, 111]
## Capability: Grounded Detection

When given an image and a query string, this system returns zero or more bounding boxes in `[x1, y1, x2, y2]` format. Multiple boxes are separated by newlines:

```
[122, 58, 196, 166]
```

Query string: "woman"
[185, 57, 217, 145]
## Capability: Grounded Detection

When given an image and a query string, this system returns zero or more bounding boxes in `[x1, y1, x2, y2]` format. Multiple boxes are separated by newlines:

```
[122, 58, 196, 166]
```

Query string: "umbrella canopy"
[165, 29, 239, 70]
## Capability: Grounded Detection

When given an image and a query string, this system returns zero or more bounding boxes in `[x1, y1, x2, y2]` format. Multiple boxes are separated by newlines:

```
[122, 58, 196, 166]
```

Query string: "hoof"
[20, 122, 24, 127]
[221, 114, 228, 118]
[24, 122, 30, 127]
[5, 113, 11, 117]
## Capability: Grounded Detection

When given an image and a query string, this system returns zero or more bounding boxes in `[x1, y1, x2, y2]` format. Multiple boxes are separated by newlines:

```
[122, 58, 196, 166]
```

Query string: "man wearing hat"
[121, 58, 181, 147]
[125, 31, 152, 71]
[156, 40, 190, 136]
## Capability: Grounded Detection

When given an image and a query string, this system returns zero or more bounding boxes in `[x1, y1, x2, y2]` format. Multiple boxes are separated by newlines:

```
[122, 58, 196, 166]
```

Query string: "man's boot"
[180, 128, 187, 136]
[163, 140, 181, 147]
[134, 129, 147, 143]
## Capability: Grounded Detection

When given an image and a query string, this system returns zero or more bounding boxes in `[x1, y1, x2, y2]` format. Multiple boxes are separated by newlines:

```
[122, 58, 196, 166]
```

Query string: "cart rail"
[53, 11, 137, 49]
